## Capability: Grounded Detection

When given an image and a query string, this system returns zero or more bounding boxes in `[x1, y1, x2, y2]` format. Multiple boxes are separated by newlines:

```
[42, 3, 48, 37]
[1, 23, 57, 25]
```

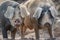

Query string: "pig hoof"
[47, 38, 56, 40]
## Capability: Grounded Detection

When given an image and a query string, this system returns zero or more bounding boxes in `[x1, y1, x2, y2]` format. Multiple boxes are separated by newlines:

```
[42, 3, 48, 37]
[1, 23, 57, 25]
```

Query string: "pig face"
[4, 6, 23, 28]
[33, 6, 58, 26]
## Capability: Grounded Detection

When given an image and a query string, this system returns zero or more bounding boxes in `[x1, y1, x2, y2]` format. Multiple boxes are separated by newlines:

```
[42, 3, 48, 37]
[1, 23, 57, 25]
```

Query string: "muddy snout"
[14, 19, 21, 26]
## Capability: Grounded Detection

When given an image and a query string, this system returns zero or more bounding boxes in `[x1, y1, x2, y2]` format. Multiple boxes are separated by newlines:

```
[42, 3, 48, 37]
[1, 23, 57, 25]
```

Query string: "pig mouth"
[14, 23, 21, 27]
[44, 22, 51, 27]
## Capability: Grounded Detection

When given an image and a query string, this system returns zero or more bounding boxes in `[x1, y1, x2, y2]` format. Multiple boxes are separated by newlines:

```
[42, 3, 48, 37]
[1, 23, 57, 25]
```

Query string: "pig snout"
[44, 22, 51, 27]
[14, 19, 21, 26]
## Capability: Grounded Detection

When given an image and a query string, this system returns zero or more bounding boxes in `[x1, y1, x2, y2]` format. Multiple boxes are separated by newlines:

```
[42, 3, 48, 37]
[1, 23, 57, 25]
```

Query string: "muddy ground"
[0, 27, 60, 40]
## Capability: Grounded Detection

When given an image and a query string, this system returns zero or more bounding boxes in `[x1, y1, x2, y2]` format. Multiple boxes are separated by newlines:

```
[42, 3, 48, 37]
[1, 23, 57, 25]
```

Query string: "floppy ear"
[20, 4, 30, 18]
[4, 6, 14, 19]
[49, 6, 59, 18]
[33, 7, 42, 19]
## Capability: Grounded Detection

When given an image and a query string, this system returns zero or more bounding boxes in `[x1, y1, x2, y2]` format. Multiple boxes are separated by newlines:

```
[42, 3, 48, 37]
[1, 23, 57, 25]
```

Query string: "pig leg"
[47, 26, 55, 40]
[34, 24, 39, 40]
[1, 26, 8, 40]
[11, 28, 17, 40]
[20, 26, 25, 40]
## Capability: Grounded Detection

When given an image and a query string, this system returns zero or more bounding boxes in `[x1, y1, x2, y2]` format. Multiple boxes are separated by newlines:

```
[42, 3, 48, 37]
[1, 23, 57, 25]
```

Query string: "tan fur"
[20, 0, 55, 34]
[17, 15, 38, 39]
[24, 16, 38, 30]
[19, 0, 56, 39]
[21, 0, 55, 17]
[0, 0, 3, 3]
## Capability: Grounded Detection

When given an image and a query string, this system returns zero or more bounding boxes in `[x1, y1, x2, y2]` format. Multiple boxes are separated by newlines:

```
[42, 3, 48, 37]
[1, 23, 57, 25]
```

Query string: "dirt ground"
[0, 28, 60, 40]
[0, 20, 60, 40]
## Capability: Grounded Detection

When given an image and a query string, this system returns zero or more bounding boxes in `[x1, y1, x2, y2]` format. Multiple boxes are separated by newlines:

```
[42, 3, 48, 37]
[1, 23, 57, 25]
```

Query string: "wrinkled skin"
[0, 1, 23, 40]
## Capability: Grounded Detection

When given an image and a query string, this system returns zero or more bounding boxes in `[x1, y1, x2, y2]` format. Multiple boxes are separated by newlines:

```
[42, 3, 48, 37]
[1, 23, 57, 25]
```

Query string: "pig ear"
[49, 6, 59, 18]
[33, 7, 42, 19]
[4, 6, 14, 19]
[20, 5, 30, 18]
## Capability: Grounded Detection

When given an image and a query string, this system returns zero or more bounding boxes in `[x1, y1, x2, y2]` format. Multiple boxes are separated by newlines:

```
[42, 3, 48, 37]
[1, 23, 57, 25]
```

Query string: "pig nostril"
[15, 19, 20, 23]
[15, 21, 16, 23]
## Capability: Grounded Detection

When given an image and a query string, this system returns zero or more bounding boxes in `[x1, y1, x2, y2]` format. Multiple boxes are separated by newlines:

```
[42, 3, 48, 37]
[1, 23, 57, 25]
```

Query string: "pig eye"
[18, 7, 21, 16]
[19, 11, 23, 19]
[19, 12, 22, 17]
